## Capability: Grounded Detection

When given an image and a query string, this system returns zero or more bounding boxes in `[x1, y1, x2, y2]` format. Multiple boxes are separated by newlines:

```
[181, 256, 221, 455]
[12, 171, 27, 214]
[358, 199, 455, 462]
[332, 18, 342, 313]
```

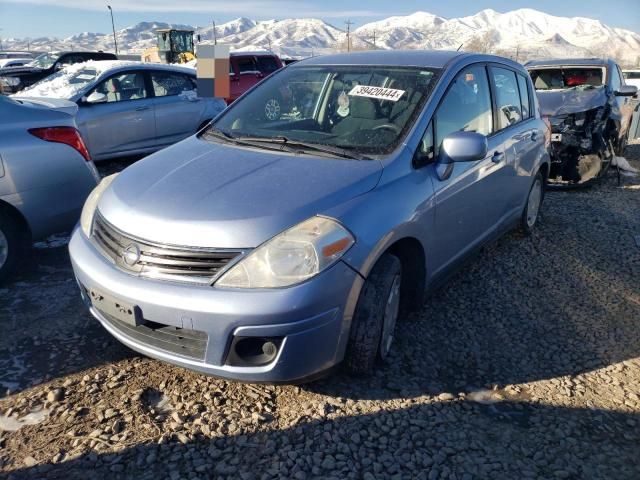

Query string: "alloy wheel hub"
[526, 179, 542, 228]
[380, 274, 401, 359]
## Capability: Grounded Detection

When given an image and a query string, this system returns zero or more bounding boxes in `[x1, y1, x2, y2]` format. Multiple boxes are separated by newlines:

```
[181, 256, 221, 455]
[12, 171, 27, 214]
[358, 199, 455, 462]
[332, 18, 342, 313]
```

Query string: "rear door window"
[237, 56, 259, 75]
[256, 56, 280, 74]
[151, 71, 196, 97]
[516, 73, 531, 119]
[491, 67, 523, 130]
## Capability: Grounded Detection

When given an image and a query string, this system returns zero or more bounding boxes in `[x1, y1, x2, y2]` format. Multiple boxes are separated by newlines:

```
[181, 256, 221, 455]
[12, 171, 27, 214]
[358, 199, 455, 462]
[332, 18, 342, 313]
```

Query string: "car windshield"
[529, 67, 604, 91]
[207, 65, 440, 157]
[28, 52, 61, 69]
[14, 66, 99, 99]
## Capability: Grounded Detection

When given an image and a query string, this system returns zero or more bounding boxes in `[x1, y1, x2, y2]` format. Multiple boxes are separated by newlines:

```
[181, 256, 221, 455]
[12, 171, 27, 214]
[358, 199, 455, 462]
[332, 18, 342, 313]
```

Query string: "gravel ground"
[0, 144, 639, 480]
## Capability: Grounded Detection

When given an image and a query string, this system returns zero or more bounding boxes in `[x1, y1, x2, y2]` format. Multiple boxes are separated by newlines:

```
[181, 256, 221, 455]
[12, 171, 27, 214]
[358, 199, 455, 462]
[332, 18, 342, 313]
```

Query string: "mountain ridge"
[3, 8, 639, 63]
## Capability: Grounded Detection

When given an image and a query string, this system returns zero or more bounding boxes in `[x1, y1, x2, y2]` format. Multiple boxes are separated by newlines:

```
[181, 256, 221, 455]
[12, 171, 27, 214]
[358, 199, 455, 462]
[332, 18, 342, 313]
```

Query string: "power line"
[344, 20, 354, 52]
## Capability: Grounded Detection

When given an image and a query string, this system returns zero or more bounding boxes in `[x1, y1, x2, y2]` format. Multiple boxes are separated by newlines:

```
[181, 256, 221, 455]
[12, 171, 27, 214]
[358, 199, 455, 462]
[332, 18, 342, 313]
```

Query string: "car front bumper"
[69, 227, 364, 382]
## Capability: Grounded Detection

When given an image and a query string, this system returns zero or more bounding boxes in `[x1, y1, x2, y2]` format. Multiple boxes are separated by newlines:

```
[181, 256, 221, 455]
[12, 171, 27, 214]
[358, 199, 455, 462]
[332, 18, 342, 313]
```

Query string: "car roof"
[230, 51, 278, 57]
[86, 60, 196, 75]
[525, 58, 612, 68]
[292, 50, 524, 71]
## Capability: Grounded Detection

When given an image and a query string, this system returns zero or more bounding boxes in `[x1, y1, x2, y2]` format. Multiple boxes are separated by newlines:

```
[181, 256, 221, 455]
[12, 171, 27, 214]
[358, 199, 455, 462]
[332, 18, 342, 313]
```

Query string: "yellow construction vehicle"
[142, 28, 196, 64]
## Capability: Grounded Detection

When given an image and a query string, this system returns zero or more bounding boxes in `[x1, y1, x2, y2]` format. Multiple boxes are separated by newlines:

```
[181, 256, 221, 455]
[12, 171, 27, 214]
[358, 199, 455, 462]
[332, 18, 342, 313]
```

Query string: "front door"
[425, 64, 503, 277]
[77, 70, 156, 160]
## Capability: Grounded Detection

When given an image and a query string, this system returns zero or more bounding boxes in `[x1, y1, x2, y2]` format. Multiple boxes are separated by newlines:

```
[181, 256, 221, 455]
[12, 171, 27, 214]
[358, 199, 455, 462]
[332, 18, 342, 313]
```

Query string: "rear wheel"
[521, 171, 544, 235]
[0, 209, 28, 283]
[345, 253, 402, 375]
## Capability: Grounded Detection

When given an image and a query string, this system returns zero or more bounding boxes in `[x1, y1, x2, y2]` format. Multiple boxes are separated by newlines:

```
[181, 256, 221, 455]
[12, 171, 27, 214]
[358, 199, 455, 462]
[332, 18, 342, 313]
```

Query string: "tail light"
[28, 127, 91, 161]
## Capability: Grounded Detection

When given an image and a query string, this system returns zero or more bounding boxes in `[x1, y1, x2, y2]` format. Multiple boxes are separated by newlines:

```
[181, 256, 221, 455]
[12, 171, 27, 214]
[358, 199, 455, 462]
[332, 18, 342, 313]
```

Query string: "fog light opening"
[227, 336, 283, 367]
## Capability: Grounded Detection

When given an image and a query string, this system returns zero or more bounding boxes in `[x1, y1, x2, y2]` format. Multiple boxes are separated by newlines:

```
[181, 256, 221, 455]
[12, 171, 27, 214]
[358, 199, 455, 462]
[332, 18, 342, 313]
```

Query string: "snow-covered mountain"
[4, 8, 639, 63]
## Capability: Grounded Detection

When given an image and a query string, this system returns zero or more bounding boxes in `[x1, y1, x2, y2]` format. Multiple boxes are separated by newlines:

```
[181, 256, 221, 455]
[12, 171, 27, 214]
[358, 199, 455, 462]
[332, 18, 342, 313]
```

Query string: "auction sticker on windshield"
[348, 85, 405, 102]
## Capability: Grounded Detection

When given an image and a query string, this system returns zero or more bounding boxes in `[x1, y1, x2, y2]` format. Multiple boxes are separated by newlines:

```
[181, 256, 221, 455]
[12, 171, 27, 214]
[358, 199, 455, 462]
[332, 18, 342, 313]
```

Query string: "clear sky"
[1, 0, 639, 39]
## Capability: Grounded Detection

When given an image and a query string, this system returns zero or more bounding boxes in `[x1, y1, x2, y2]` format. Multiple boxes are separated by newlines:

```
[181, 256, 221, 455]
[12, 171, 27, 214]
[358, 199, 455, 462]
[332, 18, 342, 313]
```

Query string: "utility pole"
[212, 20, 217, 45]
[0, 29, 3, 51]
[107, 5, 118, 55]
[515, 44, 520, 63]
[371, 29, 376, 48]
[344, 20, 354, 52]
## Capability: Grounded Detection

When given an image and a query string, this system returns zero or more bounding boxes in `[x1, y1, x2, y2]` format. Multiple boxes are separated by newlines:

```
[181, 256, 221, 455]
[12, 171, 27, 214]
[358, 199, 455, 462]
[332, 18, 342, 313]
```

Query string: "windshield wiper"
[203, 128, 287, 153]
[234, 135, 370, 160]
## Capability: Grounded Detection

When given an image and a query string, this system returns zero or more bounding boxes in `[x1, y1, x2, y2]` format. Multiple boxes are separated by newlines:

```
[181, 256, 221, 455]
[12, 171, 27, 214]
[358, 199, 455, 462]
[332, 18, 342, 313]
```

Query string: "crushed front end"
[546, 104, 612, 186]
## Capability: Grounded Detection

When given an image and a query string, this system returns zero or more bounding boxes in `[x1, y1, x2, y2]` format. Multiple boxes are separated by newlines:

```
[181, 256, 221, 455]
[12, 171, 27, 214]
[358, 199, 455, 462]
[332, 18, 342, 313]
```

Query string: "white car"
[0, 58, 32, 69]
[14, 61, 227, 161]
[622, 70, 640, 90]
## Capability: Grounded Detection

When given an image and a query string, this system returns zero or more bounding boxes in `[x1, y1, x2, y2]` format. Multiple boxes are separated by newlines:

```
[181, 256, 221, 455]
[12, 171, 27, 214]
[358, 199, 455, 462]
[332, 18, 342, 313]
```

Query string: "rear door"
[149, 70, 204, 145]
[486, 65, 536, 224]
[76, 70, 156, 160]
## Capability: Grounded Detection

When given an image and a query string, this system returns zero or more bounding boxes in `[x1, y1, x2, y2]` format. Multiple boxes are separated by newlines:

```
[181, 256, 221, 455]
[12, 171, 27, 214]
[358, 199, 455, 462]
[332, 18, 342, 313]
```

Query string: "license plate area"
[89, 289, 143, 327]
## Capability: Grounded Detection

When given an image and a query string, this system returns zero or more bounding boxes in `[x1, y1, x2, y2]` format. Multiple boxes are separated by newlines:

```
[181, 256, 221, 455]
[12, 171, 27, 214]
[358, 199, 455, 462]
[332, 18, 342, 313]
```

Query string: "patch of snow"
[467, 389, 504, 404]
[0, 407, 50, 432]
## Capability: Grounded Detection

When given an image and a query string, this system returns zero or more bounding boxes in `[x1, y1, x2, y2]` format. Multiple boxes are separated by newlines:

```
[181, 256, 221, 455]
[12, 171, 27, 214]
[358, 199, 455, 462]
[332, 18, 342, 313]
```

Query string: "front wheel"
[344, 253, 402, 375]
[520, 171, 544, 235]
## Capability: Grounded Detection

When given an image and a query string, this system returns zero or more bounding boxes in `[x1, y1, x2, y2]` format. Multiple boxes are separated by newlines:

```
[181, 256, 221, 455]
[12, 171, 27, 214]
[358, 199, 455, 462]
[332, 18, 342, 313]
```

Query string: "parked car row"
[1, 49, 637, 385]
[14, 61, 227, 161]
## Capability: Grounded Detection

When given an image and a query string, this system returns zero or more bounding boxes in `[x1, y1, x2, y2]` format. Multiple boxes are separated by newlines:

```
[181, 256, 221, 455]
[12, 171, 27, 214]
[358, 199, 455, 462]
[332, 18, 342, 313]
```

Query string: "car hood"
[537, 86, 609, 117]
[0, 65, 42, 77]
[14, 96, 78, 116]
[98, 137, 383, 249]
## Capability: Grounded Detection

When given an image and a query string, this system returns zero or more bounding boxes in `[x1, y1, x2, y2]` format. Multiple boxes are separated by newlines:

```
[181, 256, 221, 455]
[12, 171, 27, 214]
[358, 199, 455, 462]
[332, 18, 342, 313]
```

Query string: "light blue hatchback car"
[69, 51, 550, 382]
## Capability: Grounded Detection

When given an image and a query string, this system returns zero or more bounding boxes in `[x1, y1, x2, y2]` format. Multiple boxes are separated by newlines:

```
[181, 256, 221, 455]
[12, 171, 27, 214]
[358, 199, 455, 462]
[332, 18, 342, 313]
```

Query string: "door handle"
[491, 151, 504, 163]
[531, 131, 539, 142]
[135, 106, 150, 111]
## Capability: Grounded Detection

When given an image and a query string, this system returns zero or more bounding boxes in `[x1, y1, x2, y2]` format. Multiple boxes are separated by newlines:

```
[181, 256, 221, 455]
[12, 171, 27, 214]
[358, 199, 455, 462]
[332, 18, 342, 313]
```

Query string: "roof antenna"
[456, 43, 463, 51]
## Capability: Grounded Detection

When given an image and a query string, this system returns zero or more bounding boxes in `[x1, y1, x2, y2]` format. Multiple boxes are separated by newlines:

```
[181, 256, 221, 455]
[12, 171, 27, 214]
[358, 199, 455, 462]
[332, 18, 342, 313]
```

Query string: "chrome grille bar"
[92, 212, 243, 285]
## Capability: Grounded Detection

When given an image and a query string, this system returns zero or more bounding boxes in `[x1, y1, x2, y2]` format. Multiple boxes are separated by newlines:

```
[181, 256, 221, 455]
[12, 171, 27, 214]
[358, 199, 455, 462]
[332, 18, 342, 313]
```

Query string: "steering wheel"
[373, 123, 401, 134]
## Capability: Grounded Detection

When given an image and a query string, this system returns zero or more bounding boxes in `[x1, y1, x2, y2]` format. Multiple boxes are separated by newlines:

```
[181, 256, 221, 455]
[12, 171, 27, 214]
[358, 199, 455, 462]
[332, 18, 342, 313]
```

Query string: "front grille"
[92, 212, 243, 285]
[100, 311, 207, 361]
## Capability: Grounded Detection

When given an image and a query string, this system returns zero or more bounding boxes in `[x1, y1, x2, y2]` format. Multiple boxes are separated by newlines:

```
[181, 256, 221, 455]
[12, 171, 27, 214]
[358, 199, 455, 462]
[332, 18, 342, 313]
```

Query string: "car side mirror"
[85, 91, 107, 104]
[435, 131, 488, 181]
[615, 85, 638, 97]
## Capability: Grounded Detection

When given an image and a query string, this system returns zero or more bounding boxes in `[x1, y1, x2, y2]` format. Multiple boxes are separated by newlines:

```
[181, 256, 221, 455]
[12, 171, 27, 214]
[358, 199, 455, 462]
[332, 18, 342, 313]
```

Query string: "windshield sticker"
[337, 91, 350, 117]
[348, 85, 405, 102]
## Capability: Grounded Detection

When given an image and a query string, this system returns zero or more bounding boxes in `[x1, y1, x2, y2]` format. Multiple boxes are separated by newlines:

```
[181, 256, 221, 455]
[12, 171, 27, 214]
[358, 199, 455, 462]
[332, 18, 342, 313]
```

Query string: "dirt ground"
[0, 145, 639, 480]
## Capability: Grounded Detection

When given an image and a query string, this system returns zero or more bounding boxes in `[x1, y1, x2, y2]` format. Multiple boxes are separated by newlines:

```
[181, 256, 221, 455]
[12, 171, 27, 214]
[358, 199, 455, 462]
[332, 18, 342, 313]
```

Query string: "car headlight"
[216, 216, 355, 288]
[80, 174, 118, 237]
[0, 76, 20, 87]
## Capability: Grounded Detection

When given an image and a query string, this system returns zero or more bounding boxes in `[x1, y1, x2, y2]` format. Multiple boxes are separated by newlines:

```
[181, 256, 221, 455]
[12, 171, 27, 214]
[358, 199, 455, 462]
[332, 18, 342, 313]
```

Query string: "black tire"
[0, 209, 28, 284]
[520, 171, 544, 235]
[344, 253, 402, 375]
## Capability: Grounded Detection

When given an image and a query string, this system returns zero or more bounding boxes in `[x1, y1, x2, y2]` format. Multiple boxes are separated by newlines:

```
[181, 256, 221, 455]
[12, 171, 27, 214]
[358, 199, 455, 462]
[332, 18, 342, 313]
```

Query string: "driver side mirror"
[84, 91, 107, 104]
[615, 85, 638, 97]
[435, 131, 488, 181]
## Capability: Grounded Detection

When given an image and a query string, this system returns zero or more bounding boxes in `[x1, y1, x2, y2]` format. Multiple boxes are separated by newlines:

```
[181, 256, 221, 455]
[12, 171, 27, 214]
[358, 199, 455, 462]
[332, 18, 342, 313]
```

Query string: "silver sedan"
[0, 95, 99, 281]
[14, 61, 227, 161]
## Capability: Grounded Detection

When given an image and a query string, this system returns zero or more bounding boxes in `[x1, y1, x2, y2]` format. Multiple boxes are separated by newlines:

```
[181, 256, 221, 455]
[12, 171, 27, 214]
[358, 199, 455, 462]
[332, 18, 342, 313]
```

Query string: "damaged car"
[526, 58, 637, 186]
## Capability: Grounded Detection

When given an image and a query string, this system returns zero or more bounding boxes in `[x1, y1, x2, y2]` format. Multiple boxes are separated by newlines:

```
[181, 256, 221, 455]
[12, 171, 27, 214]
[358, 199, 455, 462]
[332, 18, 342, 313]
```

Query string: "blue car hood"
[98, 137, 383, 248]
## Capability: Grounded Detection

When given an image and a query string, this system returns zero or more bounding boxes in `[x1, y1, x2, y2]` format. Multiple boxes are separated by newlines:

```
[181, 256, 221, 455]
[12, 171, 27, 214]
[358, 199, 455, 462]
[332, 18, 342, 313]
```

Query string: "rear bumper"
[69, 228, 364, 382]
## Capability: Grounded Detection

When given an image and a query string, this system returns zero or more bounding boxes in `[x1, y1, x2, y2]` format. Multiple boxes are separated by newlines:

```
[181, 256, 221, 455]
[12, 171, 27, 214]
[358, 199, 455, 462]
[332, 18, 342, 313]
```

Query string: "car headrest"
[350, 97, 378, 119]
